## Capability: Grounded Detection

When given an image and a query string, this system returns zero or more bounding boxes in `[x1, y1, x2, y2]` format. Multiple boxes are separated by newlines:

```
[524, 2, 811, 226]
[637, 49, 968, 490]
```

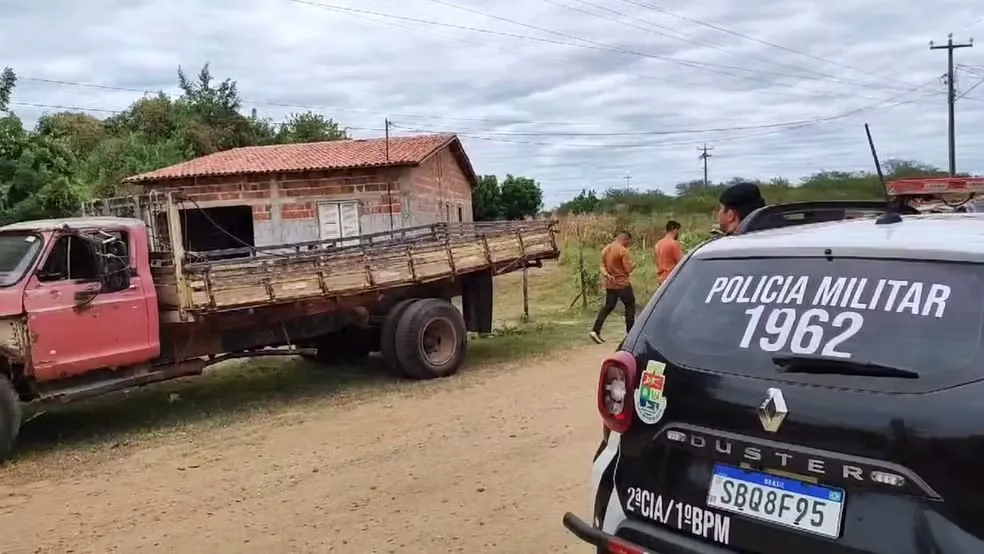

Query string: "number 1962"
[739, 306, 863, 359]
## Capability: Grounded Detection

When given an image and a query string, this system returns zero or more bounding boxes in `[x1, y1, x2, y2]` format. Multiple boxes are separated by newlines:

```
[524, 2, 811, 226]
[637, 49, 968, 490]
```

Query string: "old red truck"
[0, 192, 559, 459]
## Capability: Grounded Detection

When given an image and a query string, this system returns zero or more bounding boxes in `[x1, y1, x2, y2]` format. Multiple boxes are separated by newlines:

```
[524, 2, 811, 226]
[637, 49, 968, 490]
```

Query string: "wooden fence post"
[578, 222, 587, 311]
[522, 266, 530, 321]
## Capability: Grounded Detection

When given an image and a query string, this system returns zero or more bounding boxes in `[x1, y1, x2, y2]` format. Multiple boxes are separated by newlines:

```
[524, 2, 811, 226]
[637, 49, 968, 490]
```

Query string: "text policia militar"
[704, 275, 952, 359]
[704, 275, 950, 318]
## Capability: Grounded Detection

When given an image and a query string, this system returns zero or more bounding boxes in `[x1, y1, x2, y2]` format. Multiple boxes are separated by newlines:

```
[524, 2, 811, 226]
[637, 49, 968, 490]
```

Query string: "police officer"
[715, 182, 766, 236]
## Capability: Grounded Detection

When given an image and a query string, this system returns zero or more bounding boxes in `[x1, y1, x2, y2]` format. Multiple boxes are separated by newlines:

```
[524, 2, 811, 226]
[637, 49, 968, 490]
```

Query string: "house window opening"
[179, 205, 255, 259]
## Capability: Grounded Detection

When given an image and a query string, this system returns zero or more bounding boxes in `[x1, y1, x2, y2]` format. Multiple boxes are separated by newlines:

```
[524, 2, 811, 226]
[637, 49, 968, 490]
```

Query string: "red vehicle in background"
[0, 192, 558, 460]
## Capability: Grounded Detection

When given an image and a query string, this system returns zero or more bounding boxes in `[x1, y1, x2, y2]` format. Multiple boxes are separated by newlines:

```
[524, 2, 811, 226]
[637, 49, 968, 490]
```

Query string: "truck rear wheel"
[0, 375, 21, 462]
[393, 298, 467, 380]
[380, 298, 419, 374]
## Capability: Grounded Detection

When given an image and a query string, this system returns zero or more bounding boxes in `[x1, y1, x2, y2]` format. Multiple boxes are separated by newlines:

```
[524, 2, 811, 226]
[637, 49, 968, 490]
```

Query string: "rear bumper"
[563, 512, 735, 554]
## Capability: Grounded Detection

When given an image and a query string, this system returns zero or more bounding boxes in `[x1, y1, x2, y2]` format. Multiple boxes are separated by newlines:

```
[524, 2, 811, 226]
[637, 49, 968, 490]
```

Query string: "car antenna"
[865, 123, 901, 225]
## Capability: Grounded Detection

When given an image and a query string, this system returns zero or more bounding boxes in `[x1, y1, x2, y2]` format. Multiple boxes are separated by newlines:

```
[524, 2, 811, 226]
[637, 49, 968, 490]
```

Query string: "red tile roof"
[123, 133, 470, 183]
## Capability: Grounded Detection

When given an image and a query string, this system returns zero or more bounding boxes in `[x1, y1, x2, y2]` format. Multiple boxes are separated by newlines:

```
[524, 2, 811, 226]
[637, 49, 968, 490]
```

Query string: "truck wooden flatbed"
[0, 192, 560, 459]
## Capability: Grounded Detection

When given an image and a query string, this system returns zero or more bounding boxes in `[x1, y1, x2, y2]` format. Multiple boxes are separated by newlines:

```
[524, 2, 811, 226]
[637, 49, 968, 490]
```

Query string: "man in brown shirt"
[590, 231, 635, 344]
[654, 220, 684, 283]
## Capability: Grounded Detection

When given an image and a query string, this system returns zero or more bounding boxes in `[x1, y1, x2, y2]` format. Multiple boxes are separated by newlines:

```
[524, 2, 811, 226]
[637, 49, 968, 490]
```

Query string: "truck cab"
[0, 217, 160, 390]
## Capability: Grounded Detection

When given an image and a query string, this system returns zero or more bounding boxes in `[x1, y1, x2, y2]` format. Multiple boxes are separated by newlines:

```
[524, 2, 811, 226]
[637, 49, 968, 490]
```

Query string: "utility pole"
[623, 174, 632, 187]
[930, 34, 973, 176]
[384, 118, 391, 162]
[698, 144, 714, 186]
[384, 118, 393, 230]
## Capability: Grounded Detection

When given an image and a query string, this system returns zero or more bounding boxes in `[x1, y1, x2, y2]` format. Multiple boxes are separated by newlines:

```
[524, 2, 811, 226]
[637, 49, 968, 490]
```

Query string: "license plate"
[706, 464, 845, 539]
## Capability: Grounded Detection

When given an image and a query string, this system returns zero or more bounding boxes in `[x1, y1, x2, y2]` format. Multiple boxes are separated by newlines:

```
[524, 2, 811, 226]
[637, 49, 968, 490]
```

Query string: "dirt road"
[0, 342, 609, 553]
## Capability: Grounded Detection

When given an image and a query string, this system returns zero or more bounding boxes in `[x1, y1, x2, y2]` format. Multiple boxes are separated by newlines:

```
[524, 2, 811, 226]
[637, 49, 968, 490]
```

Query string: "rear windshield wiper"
[771, 355, 919, 379]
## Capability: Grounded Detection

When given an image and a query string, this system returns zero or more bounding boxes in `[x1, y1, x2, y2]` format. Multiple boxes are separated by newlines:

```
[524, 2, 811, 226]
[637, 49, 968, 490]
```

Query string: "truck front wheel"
[393, 298, 467, 379]
[0, 375, 21, 462]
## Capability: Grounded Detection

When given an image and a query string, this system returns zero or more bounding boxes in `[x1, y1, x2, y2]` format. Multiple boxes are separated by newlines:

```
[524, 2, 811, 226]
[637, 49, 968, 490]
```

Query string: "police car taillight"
[597, 351, 638, 433]
[606, 538, 646, 554]
[887, 177, 984, 196]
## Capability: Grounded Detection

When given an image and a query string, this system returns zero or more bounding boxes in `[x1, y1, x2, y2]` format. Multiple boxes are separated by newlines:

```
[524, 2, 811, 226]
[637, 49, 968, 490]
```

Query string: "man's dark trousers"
[592, 286, 636, 335]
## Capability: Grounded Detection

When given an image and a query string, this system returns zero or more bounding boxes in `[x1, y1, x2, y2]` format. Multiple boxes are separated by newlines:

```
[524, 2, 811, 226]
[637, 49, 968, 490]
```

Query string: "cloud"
[2, 0, 983, 206]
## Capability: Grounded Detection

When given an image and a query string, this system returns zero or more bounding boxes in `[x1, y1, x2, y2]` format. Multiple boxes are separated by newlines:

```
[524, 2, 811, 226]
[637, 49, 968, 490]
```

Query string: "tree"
[276, 112, 348, 143]
[0, 67, 21, 160]
[0, 133, 85, 224]
[550, 158, 952, 216]
[35, 112, 108, 154]
[0, 68, 15, 112]
[674, 179, 707, 195]
[499, 174, 543, 220]
[472, 174, 501, 221]
[0, 63, 361, 223]
[562, 189, 601, 214]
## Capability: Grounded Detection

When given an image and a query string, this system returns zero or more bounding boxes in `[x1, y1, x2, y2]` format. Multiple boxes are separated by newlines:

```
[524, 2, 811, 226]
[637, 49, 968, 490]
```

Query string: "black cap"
[719, 182, 765, 220]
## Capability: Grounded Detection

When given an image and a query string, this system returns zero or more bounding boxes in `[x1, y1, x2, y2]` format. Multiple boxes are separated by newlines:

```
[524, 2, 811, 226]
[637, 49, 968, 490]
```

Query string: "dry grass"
[556, 212, 715, 250]
[552, 213, 716, 311]
[489, 263, 579, 323]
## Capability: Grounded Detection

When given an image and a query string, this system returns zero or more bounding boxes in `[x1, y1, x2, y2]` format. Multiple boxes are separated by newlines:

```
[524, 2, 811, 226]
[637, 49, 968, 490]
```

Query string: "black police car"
[563, 178, 984, 553]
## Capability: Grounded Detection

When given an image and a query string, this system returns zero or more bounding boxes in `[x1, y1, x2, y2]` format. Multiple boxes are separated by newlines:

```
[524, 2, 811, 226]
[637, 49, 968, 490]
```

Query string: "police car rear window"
[644, 257, 984, 381]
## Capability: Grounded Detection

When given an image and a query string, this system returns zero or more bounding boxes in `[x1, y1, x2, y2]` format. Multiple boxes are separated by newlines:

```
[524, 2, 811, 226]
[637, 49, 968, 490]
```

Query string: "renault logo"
[758, 388, 788, 433]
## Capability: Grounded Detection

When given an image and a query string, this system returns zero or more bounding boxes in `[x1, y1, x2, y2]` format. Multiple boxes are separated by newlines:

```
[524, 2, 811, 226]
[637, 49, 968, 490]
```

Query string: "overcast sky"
[4, 0, 984, 206]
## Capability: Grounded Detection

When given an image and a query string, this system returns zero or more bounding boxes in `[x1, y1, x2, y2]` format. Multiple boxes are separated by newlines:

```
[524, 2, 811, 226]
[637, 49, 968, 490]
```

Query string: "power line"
[287, 0, 930, 104]
[19, 76, 599, 125]
[18, 75, 672, 126]
[8, 100, 390, 132]
[540, 0, 914, 92]
[963, 16, 984, 31]
[930, 33, 974, 176]
[287, 0, 930, 103]
[13, 73, 942, 152]
[615, 0, 920, 88]
[956, 65, 984, 101]
[388, 76, 940, 146]
[13, 71, 940, 155]
[11, 98, 819, 149]
[385, 109, 912, 137]
[418, 0, 934, 97]
[416, 0, 905, 91]
[18, 73, 939, 136]
[957, 74, 984, 100]
[10, 101, 121, 114]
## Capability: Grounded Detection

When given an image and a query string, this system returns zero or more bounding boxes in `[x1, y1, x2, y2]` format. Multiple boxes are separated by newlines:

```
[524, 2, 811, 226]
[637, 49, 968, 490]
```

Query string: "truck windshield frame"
[0, 232, 44, 287]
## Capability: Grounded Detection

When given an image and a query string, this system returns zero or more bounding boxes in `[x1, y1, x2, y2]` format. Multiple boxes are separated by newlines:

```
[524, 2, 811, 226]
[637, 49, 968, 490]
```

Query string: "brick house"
[122, 133, 477, 251]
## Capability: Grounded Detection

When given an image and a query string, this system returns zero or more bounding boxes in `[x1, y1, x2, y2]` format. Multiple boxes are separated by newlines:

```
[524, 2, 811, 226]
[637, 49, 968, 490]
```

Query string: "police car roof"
[695, 213, 984, 263]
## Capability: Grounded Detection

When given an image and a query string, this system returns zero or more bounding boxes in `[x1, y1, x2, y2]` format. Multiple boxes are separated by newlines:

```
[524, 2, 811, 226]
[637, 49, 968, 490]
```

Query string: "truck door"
[23, 231, 156, 382]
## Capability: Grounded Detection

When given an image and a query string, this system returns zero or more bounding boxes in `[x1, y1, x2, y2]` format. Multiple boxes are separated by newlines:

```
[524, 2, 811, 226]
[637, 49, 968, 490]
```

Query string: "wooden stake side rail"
[178, 221, 559, 312]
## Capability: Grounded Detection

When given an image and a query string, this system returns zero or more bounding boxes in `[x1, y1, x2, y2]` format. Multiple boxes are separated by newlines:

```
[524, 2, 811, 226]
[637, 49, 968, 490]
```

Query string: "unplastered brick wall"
[253, 204, 272, 221]
[140, 177, 269, 204]
[276, 168, 403, 237]
[138, 167, 407, 247]
[405, 147, 473, 226]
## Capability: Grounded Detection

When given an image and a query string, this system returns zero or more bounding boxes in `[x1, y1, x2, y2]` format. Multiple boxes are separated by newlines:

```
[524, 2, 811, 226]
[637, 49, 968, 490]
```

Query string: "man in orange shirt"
[654, 220, 684, 283]
[590, 231, 635, 344]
